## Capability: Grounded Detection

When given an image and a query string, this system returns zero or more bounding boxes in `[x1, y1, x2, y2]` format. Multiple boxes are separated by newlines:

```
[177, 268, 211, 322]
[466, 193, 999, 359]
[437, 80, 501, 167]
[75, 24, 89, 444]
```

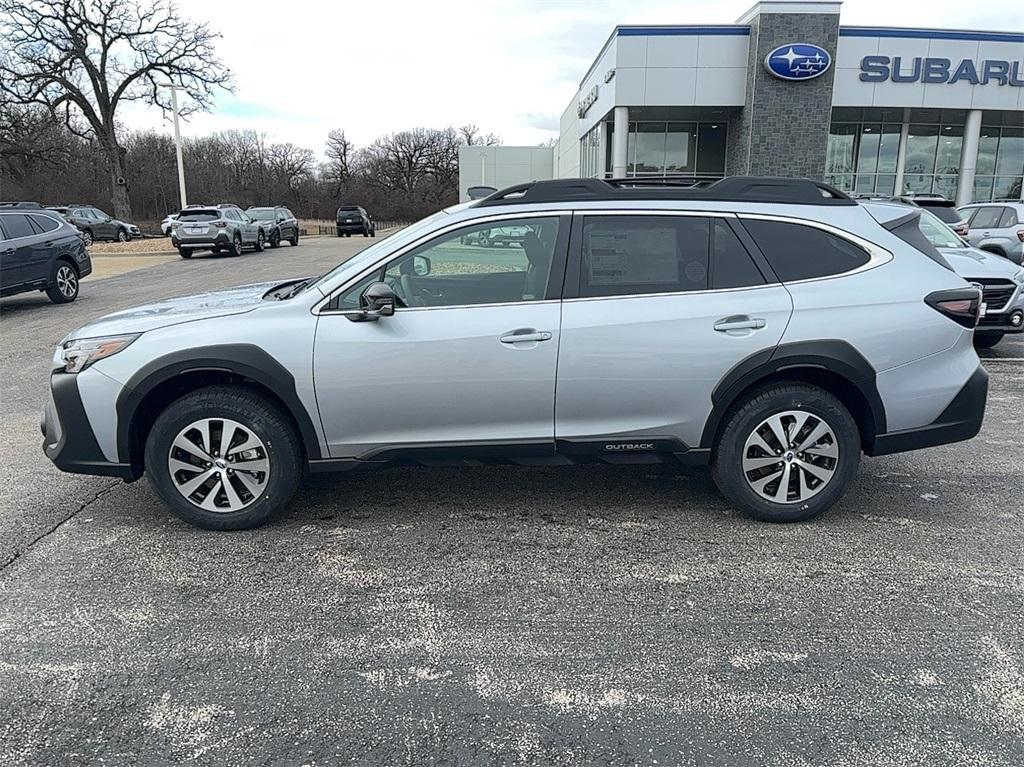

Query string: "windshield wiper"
[277, 277, 314, 300]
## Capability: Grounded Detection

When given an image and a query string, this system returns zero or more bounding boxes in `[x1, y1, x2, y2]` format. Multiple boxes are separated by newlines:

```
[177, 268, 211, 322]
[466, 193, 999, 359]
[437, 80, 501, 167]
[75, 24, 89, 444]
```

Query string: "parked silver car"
[169, 204, 266, 258]
[908, 205, 1024, 348]
[43, 177, 988, 530]
[958, 201, 1024, 265]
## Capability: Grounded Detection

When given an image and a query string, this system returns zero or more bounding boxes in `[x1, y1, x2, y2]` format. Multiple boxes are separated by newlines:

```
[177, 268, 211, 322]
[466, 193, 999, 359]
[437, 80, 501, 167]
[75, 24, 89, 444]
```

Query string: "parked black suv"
[246, 206, 300, 248]
[63, 205, 140, 245]
[336, 205, 375, 237]
[0, 209, 91, 303]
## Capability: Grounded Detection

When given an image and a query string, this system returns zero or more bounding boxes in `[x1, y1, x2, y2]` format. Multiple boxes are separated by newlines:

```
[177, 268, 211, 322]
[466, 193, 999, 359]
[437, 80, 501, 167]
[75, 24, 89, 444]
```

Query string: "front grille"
[976, 279, 1016, 311]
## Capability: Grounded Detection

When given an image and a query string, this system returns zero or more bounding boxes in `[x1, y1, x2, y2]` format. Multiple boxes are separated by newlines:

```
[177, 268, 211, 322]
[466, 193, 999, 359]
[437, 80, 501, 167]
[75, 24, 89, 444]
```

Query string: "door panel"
[555, 286, 793, 448]
[314, 302, 561, 457]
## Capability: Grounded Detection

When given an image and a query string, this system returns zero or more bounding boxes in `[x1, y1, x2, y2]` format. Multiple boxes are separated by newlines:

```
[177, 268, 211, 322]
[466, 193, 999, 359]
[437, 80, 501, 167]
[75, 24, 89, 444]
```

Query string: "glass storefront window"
[604, 120, 725, 179]
[995, 126, 1024, 178]
[826, 121, 899, 195]
[904, 125, 939, 192]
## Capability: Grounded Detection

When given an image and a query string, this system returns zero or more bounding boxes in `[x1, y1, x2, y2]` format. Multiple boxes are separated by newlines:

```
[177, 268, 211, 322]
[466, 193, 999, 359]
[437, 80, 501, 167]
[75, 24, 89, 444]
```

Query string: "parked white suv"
[43, 177, 988, 530]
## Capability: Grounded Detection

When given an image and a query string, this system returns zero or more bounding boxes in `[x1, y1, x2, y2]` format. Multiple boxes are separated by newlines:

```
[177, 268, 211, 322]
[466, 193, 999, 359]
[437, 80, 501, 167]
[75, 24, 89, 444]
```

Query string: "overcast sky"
[121, 0, 1024, 156]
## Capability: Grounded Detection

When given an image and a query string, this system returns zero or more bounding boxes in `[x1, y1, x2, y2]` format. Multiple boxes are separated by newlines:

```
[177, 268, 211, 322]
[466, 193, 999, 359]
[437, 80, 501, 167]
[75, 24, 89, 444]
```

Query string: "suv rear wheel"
[289, 229, 299, 247]
[45, 259, 79, 303]
[144, 386, 302, 530]
[226, 233, 243, 257]
[712, 383, 860, 523]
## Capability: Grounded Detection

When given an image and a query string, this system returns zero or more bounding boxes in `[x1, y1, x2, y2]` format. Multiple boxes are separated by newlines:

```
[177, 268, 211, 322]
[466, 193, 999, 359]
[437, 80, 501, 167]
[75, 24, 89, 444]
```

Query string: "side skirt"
[307, 438, 710, 472]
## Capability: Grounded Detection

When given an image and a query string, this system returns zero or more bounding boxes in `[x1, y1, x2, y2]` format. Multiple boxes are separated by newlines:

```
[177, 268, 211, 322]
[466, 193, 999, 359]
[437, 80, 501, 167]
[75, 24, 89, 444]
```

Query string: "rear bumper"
[336, 222, 366, 232]
[172, 233, 230, 248]
[42, 372, 136, 479]
[869, 365, 988, 456]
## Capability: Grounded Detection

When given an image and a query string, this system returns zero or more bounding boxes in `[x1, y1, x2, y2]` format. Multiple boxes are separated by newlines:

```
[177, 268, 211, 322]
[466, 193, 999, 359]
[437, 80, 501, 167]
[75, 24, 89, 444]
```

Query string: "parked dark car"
[901, 195, 969, 237]
[0, 209, 91, 303]
[246, 206, 300, 248]
[64, 205, 140, 245]
[336, 205, 375, 237]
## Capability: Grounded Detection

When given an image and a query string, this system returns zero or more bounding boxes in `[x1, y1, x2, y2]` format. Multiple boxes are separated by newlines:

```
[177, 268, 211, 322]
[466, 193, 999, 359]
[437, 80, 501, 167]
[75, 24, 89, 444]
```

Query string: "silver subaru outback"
[42, 177, 989, 530]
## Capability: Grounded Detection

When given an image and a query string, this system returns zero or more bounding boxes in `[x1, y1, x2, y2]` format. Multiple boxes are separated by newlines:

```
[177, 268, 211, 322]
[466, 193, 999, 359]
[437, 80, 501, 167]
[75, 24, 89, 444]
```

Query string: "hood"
[65, 281, 284, 340]
[939, 246, 1021, 280]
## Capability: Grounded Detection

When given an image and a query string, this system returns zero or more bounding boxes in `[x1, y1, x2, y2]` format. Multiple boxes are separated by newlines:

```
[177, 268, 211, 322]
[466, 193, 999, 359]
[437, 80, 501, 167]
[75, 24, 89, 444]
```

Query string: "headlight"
[60, 334, 139, 373]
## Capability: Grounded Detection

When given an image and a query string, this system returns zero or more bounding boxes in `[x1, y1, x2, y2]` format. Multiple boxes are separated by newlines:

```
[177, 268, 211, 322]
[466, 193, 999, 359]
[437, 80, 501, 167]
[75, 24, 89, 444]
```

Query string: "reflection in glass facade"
[825, 108, 903, 194]
[975, 121, 1024, 201]
[827, 108, 1024, 202]
[580, 125, 601, 178]
[604, 121, 727, 179]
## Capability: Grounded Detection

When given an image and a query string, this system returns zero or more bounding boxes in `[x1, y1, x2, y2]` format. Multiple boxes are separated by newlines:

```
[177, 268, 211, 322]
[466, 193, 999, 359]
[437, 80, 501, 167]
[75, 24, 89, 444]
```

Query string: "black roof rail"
[474, 176, 856, 207]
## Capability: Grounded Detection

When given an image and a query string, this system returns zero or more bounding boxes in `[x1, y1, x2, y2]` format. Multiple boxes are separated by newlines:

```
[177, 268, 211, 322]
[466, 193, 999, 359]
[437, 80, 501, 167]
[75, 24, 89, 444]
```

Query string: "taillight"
[1016, 230, 1023, 243]
[215, 221, 228, 228]
[925, 287, 983, 329]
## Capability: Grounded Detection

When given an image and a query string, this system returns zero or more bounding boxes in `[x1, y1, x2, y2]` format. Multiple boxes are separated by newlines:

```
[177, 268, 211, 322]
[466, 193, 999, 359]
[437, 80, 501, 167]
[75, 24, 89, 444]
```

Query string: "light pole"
[160, 83, 188, 210]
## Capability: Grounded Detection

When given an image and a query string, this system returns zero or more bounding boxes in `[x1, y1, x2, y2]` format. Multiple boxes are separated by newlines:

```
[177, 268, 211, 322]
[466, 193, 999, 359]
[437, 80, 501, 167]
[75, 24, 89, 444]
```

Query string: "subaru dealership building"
[459, 0, 1024, 205]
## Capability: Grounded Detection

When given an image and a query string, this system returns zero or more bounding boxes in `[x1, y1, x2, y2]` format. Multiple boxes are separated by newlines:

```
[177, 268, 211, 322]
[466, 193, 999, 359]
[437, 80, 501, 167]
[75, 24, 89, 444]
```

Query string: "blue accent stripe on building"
[840, 27, 1024, 43]
[617, 26, 750, 37]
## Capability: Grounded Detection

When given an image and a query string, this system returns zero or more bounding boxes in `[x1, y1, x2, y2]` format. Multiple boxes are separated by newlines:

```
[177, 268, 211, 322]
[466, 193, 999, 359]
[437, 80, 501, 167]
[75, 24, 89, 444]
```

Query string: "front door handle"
[499, 329, 552, 344]
[714, 316, 766, 332]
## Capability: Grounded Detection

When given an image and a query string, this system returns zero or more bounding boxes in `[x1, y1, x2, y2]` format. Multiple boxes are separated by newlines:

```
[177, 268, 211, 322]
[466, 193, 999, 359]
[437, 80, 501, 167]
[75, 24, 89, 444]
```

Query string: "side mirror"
[412, 256, 431, 276]
[351, 282, 397, 322]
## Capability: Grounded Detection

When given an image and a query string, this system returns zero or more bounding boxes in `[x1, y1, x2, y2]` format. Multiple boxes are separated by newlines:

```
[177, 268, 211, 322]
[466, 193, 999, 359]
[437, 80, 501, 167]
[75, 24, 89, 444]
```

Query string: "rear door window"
[578, 215, 710, 298]
[740, 219, 870, 282]
[969, 207, 1004, 229]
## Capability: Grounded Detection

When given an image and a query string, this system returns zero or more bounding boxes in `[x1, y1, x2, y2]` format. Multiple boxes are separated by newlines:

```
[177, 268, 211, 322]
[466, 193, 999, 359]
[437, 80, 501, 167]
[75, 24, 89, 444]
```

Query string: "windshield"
[302, 208, 455, 295]
[248, 208, 276, 220]
[338, 206, 360, 213]
[917, 208, 966, 249]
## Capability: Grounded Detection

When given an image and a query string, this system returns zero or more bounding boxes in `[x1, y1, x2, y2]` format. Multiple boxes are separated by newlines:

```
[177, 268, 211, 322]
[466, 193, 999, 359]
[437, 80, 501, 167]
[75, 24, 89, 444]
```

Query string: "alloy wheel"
[167, 417, 270, 512]
[56, 265, 78, 298]
[742, 410, 839, 504]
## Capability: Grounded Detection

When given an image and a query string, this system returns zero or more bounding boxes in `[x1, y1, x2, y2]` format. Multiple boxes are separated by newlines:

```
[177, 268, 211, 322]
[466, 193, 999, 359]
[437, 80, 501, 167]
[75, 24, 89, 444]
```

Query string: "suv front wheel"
[144, 386, 302, 530]
[712, 383, 860, 523]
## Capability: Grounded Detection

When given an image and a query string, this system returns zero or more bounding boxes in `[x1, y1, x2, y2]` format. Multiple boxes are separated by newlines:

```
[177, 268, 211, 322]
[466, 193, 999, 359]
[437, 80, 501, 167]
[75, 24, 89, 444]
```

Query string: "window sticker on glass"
[587, 227, 679, 285]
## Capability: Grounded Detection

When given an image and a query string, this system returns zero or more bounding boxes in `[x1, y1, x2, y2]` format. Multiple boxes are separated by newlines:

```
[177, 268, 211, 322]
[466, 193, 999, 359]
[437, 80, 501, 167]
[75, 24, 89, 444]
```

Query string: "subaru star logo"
[764, 43, 832, 81]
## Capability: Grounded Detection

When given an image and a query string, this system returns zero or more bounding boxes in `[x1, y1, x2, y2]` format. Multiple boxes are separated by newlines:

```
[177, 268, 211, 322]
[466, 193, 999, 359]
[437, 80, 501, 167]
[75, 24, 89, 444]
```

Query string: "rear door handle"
[499, 329, 552, 344]
[714, 317, 766, 332]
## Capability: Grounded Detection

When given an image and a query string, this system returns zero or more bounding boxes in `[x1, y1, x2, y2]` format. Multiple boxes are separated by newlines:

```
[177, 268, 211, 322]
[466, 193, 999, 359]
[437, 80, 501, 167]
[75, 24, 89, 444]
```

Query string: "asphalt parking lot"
[1, 236, 1022, 766]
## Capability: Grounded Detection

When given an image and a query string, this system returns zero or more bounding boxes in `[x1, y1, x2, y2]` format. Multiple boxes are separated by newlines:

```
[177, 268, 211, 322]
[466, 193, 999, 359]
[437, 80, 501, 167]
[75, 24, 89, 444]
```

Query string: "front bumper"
[869, 365, 988, 456]
[41, 372, 136, 479]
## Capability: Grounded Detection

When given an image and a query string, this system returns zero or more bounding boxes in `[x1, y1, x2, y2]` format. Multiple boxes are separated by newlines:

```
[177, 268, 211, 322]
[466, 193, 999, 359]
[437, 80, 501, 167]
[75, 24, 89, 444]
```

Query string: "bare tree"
[325, 129, 353, 191]
[0, 0, 232, 219]
[459, 123, 501, 147]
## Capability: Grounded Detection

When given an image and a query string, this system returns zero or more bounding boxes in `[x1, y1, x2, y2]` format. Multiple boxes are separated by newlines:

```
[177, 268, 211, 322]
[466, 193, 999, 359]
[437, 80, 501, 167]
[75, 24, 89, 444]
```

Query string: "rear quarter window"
[29, 214, 61, 233]
[998, 207, 1019, 228]
[922, 206, 962, 224]
[739, 219, 870, 282]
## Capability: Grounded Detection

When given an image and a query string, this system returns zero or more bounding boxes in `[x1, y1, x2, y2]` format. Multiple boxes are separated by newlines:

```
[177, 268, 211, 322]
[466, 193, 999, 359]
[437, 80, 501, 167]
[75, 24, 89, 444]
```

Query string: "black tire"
[144, 386, 303, 530]
[45, 259, 79, 303]
[711, 383, 860, 523]
[179, 248, 193, 259]
[117, 228, 129, 242]
[370, 228, 375, 238]
[336, 230, 343, 238]
[270, 230, 281, 248]
[254, 230, 265, 252]
[362, 226, 369, 237]
[226, 234, 243, 257]
[973, 332, 1004, 349]
[81, 229, 94, 246]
